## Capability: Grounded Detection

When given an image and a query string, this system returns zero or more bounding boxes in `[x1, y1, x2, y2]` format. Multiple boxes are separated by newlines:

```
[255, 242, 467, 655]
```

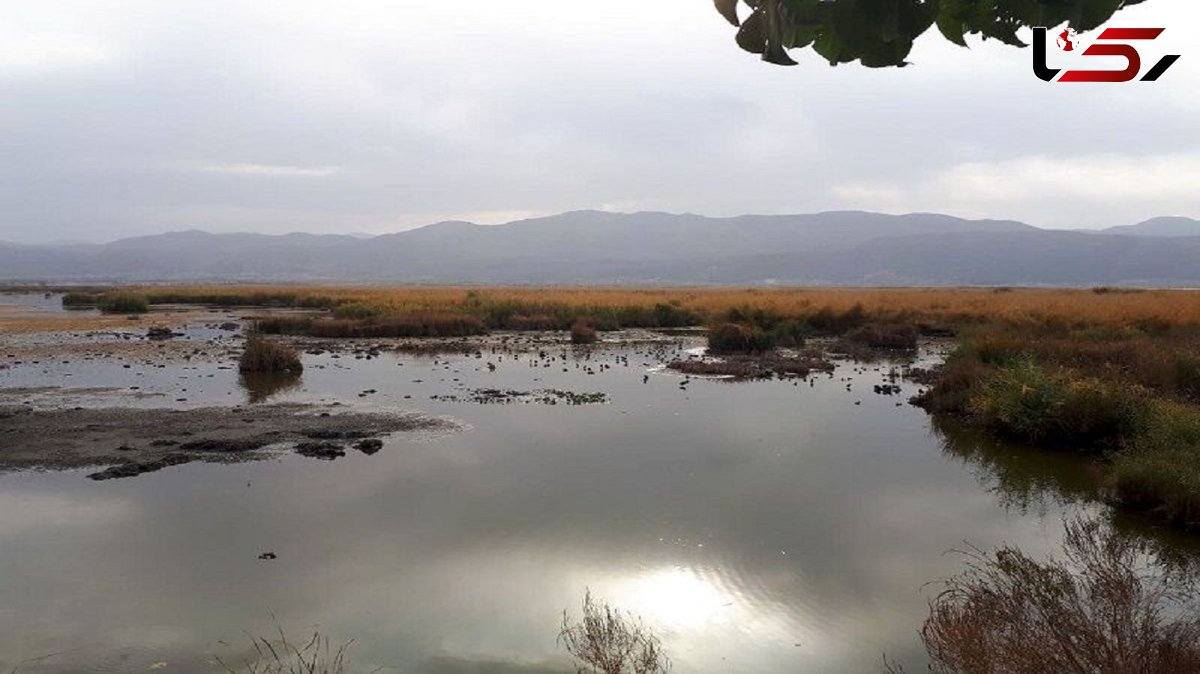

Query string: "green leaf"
[736, 8, 768, 54]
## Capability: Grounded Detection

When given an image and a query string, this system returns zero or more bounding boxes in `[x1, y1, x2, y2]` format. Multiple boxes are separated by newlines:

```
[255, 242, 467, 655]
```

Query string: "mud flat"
[0, 403, 452, 479]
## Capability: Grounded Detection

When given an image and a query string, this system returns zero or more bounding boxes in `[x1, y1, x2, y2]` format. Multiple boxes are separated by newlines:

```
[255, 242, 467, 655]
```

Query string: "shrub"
[239, 336, 303, 374]
[1112, 404, 1200, 528]
[913, 517, 1200, 674]
[61, 292, 101, 307]
[559, 591, 670, 674]
[570, 320, 597, 344]
[1176, 356, 1200, 399]
[910, 352, 994, 416]
[768, 319, 808, 348]
[969, 360, 1148, 449]
[98, 292, 149, 314]
[707, 322, 773, 354]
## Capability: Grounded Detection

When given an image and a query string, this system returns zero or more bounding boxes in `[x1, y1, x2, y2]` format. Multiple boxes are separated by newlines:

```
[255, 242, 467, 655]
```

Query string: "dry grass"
[894, 517, 1200, 674]
[45, 285, 1200, 329]
[239, 335, 303, 374]
[215, 624, 360, 674]
[570, 319, 598, 344]
[559, 591, 670, 674]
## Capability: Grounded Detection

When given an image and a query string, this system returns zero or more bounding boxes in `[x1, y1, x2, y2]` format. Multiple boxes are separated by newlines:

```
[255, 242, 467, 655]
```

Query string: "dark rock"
[88, 455, 191, 481]
[294, 441, 345, 460]
[353, 438, 384, 455]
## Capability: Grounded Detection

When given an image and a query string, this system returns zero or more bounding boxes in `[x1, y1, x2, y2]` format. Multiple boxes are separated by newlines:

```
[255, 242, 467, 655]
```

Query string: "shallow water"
[0, 303, 1121, 673]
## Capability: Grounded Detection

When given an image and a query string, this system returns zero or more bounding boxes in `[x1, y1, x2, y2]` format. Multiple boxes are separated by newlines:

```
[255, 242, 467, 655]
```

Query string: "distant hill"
[1102, 217, 1200, 238]
[1, 211, 1198, 286]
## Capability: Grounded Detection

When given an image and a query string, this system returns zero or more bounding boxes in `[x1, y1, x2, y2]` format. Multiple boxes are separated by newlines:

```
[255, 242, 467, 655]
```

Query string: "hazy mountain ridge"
[2, 211, 1198, 286]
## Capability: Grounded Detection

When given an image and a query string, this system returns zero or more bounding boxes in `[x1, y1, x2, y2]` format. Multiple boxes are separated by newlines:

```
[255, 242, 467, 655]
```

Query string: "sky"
[1, 0, 1197, 243]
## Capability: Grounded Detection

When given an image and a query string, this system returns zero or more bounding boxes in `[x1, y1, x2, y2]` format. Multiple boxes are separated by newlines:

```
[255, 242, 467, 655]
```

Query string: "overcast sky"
[1, 1, 1197, 243]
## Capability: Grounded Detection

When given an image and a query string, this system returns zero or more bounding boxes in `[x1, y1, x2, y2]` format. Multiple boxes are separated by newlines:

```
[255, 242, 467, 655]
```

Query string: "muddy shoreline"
[0, 403, 451, 479]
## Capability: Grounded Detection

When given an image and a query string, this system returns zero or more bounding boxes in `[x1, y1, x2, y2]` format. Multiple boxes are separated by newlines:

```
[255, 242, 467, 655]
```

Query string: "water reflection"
[932, 415, 1102, 515]
[239, 371, 303, 404]
[0, 340, 1180, 673]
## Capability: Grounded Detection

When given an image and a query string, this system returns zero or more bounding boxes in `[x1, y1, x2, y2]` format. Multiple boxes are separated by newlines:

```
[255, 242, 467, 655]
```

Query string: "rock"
[353, 438, 384, 455]
[218, 322, 240, 331]
[147, 327, 175, 340]
[294, 441, 345, 460]
[88, 455, 191, 481]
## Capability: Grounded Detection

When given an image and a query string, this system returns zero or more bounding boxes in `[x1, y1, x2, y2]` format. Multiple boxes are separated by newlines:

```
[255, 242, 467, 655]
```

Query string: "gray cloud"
[0, 0, 1197, 243]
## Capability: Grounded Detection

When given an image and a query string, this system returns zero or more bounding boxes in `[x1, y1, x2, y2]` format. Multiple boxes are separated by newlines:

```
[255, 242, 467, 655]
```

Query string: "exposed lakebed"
[0, 293, 1170, 673]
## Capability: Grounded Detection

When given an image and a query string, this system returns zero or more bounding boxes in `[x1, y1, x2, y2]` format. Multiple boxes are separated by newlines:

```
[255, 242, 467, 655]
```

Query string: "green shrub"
[1176, 356, 1200, 399]
[969, 360, 1148, 449]
[239, 335, 303, 374]
[61, 292, 101, 307]
[707, 322, 774, 354]
[1112, 404, 1200, 528]
[768, 319, 809, 348]
[98, 292, 149, 314]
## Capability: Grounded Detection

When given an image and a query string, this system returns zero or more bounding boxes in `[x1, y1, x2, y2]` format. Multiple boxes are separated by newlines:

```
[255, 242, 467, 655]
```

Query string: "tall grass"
[216, 625, 352, 674]
[240, 335, 303, 374]
[51, 285, 1200, 330]
[97, 292, 150, 313]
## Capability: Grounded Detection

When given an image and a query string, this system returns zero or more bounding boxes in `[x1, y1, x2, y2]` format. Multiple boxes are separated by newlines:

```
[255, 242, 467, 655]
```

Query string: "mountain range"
[3, 211, 1200, 286]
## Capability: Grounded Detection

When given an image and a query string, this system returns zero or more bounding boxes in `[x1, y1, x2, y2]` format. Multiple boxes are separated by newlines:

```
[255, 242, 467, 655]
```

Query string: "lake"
[0, 295, 1121, 672]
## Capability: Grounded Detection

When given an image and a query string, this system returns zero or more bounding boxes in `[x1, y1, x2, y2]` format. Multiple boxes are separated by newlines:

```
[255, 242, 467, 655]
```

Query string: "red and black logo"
[1034, 27, 1180, 83]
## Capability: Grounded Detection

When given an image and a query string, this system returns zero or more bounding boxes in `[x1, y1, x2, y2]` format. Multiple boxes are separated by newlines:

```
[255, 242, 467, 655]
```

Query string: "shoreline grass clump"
[904, 517, 1200, 674]
[97, 292, 150, 314]
[968, 359, 1149, 449]
[707, 322, 773, 353]
[239, 335, 303, 374]
[570, 319, 598, 344]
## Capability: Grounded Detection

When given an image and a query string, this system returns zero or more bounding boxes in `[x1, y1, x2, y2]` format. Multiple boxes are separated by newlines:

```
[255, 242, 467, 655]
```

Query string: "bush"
[969, 360, 1148, 449]
[98, 292, 149, 314]
[570, 320, 597, 344]
[768, 319, 809, 348]
[707, 322, 774, 354]
[61, 292, 101, 307]
[239, 335, 303, 374]
[559, 591, 670, 674]
[1176, 356, 1200, 399]
[1112, 404, 1200, 528]
[911, 517, 1200, 674]
[910, 351, 994, 416]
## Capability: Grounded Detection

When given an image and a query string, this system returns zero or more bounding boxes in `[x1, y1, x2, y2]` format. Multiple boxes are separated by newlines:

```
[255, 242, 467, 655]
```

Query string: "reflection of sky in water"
[0, 328, 1105, 673]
